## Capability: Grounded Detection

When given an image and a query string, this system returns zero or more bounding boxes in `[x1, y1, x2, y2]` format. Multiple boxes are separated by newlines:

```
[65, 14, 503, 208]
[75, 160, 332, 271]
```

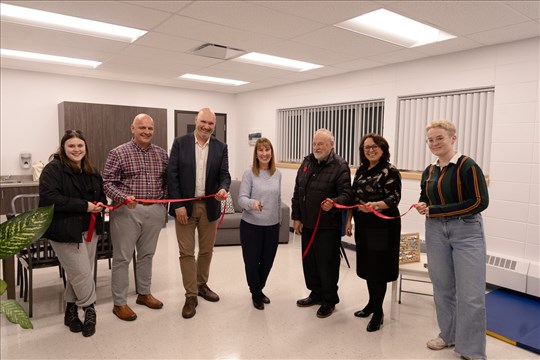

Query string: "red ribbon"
[85, 194, 226, 242]
[301, 200, 418, 259]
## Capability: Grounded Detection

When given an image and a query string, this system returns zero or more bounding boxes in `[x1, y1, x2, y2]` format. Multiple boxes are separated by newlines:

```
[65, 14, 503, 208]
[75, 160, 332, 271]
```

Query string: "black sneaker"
[82, 305, 96, 337]
[64, 302, 83, 333]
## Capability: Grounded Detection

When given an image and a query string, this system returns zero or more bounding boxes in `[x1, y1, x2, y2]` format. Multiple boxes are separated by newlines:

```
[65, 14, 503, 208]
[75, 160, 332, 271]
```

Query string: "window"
[277, 100, 384, 167]
[395, 87, 494, 173]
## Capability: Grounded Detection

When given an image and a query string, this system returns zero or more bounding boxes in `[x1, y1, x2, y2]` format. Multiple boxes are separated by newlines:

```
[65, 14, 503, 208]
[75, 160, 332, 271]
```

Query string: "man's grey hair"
[314, 128, 335, 144]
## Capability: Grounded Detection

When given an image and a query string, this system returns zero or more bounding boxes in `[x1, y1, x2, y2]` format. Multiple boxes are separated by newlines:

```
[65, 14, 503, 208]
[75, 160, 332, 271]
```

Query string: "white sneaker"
[426, 336, 454, 350]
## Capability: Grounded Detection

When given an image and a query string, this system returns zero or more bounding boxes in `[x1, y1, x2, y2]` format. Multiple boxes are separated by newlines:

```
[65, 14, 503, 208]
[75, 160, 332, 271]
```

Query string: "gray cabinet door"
[58, 102, 167, 172]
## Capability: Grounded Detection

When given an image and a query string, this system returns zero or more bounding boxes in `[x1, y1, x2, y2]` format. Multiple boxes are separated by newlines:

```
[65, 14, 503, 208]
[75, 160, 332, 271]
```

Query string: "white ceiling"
[1, 1, 539, 94]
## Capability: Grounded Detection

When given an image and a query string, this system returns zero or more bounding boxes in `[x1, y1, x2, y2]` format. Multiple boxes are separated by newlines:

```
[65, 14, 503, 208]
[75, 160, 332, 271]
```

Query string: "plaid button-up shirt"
[103, 139, 168, 204]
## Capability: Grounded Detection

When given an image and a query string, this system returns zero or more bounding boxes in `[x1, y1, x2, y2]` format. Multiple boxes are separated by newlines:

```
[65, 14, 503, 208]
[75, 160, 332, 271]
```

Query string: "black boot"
[82, 304, 96, 337]
[64, 302, 82, 333]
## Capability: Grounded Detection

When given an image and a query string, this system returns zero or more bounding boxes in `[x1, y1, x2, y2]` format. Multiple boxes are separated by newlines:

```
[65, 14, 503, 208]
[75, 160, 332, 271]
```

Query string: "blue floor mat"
[486, 288, 540, 355]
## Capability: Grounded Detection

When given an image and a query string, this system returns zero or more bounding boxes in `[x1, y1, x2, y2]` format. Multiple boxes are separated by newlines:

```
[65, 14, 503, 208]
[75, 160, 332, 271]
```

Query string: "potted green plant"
[0, 205, 54, 329]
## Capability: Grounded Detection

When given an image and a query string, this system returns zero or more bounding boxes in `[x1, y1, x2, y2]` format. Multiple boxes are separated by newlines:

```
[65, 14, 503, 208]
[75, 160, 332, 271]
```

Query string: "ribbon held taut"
[301, 200, 418, 260]
[85, 194, 226, 242]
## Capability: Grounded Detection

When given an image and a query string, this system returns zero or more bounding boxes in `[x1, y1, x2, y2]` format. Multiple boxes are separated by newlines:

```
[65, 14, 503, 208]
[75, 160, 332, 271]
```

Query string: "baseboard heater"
[486, 251, 539, 297]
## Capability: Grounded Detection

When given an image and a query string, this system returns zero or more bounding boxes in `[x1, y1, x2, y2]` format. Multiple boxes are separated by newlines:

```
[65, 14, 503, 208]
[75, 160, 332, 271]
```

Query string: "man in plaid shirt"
[103, 113, 168, 322]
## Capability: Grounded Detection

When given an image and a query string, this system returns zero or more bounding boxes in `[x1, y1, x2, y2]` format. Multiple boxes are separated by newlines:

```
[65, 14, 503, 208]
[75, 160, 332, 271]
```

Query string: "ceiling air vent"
[190, 44, 246, 60]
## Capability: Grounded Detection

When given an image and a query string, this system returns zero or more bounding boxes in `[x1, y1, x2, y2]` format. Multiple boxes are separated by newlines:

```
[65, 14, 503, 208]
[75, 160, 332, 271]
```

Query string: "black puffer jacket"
[39, 156, 106, 243]
[291, 151, 352, 229]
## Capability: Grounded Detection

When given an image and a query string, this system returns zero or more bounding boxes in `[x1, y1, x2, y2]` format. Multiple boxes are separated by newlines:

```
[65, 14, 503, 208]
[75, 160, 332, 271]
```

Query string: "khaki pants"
[175, 201, 218, 298]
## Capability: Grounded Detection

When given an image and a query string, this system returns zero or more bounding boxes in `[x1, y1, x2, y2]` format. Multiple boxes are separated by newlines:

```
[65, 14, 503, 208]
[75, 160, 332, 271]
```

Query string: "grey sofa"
[215, 180, 291, 246]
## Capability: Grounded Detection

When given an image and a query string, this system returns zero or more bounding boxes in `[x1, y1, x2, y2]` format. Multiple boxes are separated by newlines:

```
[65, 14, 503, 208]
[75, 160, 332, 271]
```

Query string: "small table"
[390, 253, 431, 319]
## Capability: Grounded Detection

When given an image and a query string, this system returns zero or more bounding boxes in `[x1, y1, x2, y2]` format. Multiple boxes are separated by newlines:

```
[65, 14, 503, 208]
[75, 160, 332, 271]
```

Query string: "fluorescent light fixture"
[0, 3, 147, 43]
[234, 52, 323, 72]
[335, 9, 455, 48]
[1, 49, 102, 68]
[179, 74, 249, 86]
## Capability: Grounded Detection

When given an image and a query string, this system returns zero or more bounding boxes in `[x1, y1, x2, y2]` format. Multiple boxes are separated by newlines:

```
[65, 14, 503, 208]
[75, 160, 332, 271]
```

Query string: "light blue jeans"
[426, 213, 487, 360]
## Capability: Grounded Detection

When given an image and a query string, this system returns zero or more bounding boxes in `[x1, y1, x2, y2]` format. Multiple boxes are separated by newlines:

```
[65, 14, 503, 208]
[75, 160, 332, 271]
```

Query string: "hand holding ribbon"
[302, 199, 418, 259]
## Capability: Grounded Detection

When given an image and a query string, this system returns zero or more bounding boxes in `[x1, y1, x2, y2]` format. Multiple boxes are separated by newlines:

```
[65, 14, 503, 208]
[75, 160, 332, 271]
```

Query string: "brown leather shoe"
[112, 305, 137, 321]
[182, 296, 198, 319]
[136, 294, 163, 309]
[198, 284, 220, 302]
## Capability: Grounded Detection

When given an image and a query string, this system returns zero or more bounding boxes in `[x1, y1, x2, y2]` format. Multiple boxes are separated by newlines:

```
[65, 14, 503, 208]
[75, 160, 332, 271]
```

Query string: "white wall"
[233, 37, 540, 263]
[0, 70, 238, 176]
[1, 37, 538, 264]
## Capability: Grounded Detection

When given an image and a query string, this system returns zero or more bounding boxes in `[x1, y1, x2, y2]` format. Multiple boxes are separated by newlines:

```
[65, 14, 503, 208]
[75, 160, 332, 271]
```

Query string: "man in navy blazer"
[167, 107, 231, 319]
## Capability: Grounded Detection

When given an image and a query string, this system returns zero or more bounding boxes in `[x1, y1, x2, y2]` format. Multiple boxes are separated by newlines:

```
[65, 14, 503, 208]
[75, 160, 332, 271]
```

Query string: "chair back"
[11, 194, 43, 244]
[11, 193, 40, 215]
[11, 193, 61, 269]
[24, 239, 61, 267]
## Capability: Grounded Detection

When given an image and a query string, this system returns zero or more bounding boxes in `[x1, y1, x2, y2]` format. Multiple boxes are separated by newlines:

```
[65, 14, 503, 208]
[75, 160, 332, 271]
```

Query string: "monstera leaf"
[0, 205, 53, 329]
[0, 205, 54, 259]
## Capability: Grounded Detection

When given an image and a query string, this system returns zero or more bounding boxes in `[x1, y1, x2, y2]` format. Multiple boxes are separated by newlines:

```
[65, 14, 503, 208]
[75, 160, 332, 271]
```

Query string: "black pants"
[366, 280, 387, 315]
[240, 220, 279, 298]
[301, 227, 341, 305]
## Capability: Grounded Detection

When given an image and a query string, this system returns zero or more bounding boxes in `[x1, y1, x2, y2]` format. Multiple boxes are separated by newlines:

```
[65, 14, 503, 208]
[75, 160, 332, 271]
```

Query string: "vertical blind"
[395, 88, 494, 173]
[277, 100, 384, 167]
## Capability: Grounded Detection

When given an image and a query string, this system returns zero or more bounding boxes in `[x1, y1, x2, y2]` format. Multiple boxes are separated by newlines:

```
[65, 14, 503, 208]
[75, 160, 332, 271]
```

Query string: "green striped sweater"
[419, 155, 489, 217]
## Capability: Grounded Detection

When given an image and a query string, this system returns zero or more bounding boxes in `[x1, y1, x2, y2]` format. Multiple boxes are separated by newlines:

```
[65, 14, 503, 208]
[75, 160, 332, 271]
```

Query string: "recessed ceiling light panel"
[234, 52, 323, 72]
[0, 3, 147, 43]
[335, 9, 455, 48]
[1, 48, 102, 68]
[179, 74, 248, 86]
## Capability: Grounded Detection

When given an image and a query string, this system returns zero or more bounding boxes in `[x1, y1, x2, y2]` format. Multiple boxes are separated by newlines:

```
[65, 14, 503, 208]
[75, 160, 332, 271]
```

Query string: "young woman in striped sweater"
[416, 120, 489, 360]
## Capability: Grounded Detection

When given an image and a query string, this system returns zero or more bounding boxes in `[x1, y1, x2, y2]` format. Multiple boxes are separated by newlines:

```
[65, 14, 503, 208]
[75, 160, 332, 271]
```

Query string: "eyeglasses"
[65, 129, 82, 135]
[363, 145, 379, 151]
[426, 136, 448, 144]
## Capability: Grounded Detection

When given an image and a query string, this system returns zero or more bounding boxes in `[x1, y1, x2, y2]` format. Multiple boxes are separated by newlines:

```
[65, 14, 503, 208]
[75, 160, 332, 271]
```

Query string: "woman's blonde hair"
[252, 137, 276, 176]
[426, 119, 457, 136]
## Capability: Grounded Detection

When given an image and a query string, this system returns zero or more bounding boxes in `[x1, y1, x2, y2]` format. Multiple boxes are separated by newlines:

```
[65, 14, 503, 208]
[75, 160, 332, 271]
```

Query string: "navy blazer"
[167, 133, 231, 222]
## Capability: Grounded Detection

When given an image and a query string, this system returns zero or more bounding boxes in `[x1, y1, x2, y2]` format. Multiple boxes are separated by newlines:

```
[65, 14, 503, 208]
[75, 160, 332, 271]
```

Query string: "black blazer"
[167, 133, 231, 222]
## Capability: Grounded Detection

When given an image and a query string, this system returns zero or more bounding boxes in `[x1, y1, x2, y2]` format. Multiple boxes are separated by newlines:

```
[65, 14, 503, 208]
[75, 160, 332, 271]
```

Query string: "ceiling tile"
[177, 1, 325, 39]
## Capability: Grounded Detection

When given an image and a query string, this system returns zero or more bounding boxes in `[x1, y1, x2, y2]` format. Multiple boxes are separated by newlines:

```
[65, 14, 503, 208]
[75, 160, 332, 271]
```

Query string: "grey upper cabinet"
[58, 102, 167, 172]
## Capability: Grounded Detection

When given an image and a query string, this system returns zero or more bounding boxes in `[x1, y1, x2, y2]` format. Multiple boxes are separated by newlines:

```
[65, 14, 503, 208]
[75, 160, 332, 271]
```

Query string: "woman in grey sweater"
[238, 138, 282, 310]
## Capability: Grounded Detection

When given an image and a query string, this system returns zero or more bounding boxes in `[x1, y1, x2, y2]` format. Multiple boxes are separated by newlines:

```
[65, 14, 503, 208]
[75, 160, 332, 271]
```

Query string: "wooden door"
[174, 110, 226, 143]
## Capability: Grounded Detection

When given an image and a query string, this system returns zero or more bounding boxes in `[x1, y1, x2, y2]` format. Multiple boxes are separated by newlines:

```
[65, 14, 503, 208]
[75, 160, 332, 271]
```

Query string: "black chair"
[10, 194, 65, 318]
